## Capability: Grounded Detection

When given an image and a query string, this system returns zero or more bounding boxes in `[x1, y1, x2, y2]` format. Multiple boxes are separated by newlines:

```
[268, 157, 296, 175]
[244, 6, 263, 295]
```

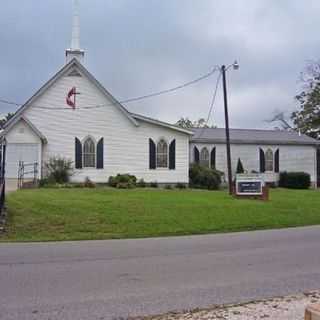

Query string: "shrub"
[279, 171, 311, 189]
[176, 182, 187, 189]
[84, 177, 96, 188]
[189, 164, 222, 190]
[45, 157, 73, 184]
[150, 181, 158, 188]
[236, 158, 244, 174]
[137, 179, 146, 188]
[108, 174, 137, 188]
[39, 178, 49, 187]
[165, 184, 173, 190]
[116, 182, 135, 189]
[74, 183, 85, 188]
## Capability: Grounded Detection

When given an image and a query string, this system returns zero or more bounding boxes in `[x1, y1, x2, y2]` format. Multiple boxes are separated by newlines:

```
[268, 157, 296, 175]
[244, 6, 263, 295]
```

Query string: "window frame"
[265, 148, 274, 172]
[200, 147, 210, 168]
[82, 136, 96, 168]
[156, 138, 169, 169]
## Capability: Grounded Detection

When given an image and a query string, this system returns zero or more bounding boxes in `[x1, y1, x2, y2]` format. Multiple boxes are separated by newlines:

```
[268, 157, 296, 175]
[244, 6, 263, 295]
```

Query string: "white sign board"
[236, 174, 264, 196]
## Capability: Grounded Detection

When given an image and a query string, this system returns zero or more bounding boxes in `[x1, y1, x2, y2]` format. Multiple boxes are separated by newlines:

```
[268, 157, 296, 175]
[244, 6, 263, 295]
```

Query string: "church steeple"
[66, 0, 85, 63]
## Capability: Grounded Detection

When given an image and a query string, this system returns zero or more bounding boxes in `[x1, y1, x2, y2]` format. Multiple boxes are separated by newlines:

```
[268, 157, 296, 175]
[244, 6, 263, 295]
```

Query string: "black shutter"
[259, 148, 265, 173]
[275, 149, 279, 173]
[149, 138, 156, 169]
[169, 139, 176, 170]
[75, 138, 82, 169]
[194, 146, 200, 164]
[96, 138, 104, 169]
[210, 147, 216, 169]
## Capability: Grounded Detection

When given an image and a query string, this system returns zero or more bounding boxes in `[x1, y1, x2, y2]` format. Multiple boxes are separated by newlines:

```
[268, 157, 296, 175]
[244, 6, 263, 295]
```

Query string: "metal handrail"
[0, 143, 6, 215]
[18, 161, 39, 189]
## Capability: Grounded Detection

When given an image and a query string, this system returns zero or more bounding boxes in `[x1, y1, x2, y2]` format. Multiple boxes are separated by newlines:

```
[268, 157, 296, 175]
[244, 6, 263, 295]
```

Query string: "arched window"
[156, 139, 168, 168]
[200, 147, 210, 167]
[265, 148, 274, 172]
[83, 137, 96, 168]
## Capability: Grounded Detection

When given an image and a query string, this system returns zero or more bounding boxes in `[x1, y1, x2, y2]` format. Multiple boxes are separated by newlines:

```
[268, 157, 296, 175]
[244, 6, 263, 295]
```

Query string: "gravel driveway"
[134, 291, 320, 320]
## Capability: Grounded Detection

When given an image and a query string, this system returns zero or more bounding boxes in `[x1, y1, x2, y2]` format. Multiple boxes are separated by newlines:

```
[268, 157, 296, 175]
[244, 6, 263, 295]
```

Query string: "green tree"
[176, 117, 215, 129]
[292, 61, 320, 139]
[236, 158, 244, 174]
[176, 117, 193, 129]
[0, 112, 14, 129]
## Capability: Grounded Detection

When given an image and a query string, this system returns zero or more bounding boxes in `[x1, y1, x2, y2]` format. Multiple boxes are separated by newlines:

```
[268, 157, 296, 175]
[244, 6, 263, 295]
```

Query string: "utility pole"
[221, 65, 233, 195]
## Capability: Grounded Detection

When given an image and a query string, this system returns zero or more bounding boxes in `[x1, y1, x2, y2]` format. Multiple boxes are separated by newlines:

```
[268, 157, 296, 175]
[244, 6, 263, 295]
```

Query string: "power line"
[0, 99, 20, 107]
[205, 71, 222, 126]
[0, 66, 219, 111]
[197, 70, 222, 138]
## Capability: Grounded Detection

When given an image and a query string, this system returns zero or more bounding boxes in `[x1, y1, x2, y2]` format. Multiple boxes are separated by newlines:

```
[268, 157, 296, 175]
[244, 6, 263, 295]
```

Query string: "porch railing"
[17, 161, 39, 189]
[0, 141, 6, 217]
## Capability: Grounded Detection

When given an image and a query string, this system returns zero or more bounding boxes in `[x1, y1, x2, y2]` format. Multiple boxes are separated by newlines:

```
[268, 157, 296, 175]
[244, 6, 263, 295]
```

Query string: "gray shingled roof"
[191, 128, 320, 145]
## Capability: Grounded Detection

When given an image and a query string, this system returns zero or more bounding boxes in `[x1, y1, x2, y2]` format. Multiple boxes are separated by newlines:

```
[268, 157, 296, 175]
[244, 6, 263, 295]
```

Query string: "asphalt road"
[1, 226, 320, 320]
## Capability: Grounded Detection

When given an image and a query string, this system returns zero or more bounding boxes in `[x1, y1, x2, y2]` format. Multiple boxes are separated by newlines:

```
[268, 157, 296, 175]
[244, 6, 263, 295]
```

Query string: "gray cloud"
[1, 0, 320, 129]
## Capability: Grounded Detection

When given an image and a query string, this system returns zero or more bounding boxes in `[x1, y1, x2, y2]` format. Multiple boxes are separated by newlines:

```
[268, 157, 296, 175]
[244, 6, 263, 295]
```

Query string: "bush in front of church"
[108, 174, 137, 189]
[279, 171, 311, 189]
[189, 164, 222, 190]
[236, 158, 245, 174]
[45, 157, 73, 184]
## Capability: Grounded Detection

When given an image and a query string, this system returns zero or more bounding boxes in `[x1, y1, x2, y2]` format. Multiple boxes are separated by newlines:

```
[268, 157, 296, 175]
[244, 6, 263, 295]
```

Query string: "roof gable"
[5, 58, 138, 129]
[1, 116, 47, 143]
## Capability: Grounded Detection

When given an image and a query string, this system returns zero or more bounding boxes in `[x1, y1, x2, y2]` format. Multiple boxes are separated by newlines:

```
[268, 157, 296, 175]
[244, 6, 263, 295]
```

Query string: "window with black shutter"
[75, 138, 83, 169]
[96, 138, 104, 169]
[194, 146, 200, 164]
[149, 139, 156, 169]
[210, 147, 216, 169]
[169, 139, 176, 170]
[275, 149, 279, 173]
[259, 148, 265, 173]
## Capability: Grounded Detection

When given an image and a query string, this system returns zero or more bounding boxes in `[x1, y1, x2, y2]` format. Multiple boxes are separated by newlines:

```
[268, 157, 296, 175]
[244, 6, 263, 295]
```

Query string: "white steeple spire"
[71, 0, 81, 50]
[66, 0, 85, 63]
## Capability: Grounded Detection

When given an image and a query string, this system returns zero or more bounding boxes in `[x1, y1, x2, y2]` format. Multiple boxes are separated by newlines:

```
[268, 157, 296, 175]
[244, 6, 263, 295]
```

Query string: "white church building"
[1, 2, 319, 188]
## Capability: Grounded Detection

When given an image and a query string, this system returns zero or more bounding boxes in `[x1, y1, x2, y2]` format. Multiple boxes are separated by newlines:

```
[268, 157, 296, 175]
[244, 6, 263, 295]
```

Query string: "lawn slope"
[1, 188, 319, 242]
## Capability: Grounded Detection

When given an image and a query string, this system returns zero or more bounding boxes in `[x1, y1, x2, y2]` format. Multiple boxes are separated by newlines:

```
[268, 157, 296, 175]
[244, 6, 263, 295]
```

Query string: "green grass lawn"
[1, 188, 320, 242]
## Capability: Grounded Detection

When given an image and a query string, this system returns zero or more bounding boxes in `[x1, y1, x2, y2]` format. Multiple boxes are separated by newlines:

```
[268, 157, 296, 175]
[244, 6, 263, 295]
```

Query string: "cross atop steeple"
[66, 0, 85, 63]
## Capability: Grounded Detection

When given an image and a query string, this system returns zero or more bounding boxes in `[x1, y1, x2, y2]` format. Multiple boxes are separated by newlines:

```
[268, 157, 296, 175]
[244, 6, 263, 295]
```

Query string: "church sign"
[236, 174, 264, 196]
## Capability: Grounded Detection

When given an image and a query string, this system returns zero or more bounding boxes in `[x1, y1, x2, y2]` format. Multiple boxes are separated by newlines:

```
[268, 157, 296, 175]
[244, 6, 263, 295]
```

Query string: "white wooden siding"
[5, 119, 41, 144]
[5, 120, 42, 178]
[190, 143, 317, 185]
[6, 144, 40, 178]
[19, 65, 190, 183]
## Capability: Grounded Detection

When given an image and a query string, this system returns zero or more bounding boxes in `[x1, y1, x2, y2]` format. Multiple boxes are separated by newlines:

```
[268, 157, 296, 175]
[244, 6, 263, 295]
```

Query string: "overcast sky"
[0, 0, 319, 128]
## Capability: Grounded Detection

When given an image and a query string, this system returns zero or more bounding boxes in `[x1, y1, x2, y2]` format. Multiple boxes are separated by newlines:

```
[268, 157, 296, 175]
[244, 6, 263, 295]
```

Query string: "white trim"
[82, 136, 96, 168]
[131, 113, 194, 135]
[156, 138, 169, 169]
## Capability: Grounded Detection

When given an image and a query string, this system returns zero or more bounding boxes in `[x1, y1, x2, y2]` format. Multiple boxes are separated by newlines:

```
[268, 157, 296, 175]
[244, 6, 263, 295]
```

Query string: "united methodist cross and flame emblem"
[66, 87, 80, 109]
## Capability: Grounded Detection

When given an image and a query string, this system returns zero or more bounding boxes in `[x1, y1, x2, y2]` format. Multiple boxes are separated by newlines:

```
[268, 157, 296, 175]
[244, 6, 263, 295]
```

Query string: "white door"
[6, 143, 40, 178]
